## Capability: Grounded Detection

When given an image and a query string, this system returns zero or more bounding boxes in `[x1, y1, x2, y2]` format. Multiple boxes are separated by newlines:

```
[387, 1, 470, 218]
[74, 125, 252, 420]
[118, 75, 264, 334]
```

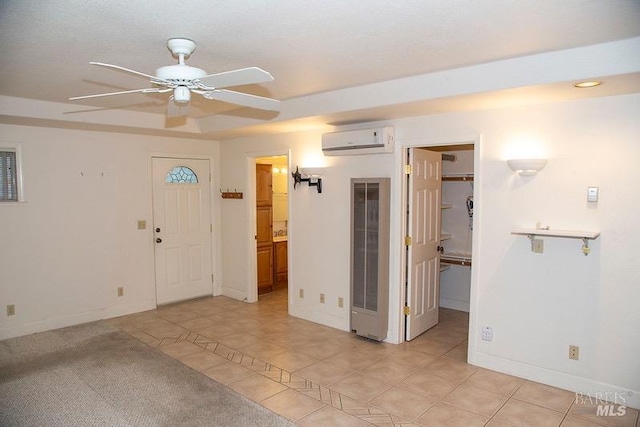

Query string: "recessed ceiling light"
[574, 81, 602, 88]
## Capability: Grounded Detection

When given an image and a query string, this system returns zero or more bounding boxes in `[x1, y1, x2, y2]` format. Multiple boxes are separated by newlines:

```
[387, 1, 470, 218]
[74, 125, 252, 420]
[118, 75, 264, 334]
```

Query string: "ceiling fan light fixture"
[173, 86, 191, 104]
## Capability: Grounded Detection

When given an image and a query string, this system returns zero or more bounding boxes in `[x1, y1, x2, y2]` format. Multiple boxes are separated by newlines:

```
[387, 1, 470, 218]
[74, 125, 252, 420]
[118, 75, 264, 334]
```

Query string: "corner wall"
[0, 124, 220, 339]
[220, 93, 640, 408]
[219, 133, 396, 332]
[394, 93, 640, 408]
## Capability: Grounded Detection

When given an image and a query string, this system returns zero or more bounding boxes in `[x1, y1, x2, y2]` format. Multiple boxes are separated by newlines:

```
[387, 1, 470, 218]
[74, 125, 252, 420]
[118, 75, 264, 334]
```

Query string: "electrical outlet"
[7, 304, 15, 316]
[117, 287, 124, 297]
[481, 326, 493, 341]
[299, 289, 304, 299]
[137, 220, 146, 230]
[338, 297, 344, 308]
[320, 293, 325, 304]
[569, 345, 580, 360]
[532, 239, 544, 254]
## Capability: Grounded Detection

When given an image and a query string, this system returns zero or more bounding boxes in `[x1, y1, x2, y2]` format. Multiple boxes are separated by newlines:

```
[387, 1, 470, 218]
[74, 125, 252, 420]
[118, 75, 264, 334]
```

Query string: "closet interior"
[431, 144, 474, 313]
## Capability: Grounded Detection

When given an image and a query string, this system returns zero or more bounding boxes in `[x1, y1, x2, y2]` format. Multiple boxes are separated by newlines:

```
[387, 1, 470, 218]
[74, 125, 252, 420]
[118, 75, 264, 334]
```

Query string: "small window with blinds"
[0, 149, 19, 202]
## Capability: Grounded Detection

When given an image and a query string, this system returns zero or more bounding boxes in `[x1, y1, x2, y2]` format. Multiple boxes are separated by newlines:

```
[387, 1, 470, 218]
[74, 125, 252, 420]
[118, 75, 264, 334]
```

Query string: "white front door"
[406, 148, 442, 340]
[152, 157, 212, 305]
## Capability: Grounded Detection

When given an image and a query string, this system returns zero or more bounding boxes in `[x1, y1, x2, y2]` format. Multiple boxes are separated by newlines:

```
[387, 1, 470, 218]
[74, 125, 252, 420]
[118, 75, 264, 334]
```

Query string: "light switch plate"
[587, 187, 599, 202]
[137, 220, 147, 230]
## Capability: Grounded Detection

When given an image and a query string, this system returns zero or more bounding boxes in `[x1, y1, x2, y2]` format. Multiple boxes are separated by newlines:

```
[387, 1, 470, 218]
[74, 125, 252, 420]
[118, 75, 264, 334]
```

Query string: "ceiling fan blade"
[198, 89, 280, 111]
[89, 62, 164, 82]
[167, 96, 190, 118]
[198, 67, 274, 88]
[69, 87, 171, 101]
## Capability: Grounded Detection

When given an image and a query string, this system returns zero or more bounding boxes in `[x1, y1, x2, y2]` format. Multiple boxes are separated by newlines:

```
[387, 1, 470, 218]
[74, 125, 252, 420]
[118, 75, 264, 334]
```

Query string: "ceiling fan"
[70, 38, 280, 117]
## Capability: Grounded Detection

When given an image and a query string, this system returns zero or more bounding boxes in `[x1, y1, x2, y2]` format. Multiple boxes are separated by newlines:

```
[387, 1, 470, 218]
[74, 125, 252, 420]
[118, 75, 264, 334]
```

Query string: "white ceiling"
[1, 0, 639, 139]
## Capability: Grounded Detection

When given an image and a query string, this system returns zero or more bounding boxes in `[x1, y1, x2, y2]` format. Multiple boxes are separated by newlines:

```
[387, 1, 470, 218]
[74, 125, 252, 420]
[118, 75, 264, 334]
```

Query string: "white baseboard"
[469, 350, 640, 410]
[288, 304, 349, 332]
[440, 297, 470, 312]
[0, 299, 156, 341]
[221, 286, 248, 302]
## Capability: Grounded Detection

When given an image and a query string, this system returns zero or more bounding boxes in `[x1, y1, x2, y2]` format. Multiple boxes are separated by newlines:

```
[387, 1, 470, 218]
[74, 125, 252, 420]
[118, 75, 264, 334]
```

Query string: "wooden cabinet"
[256, 206, 273, 245]
[257, 244, 274, 294]
[256, 164, 273, 206]
[274, 240, 288, 288]
[256, 164, 273, 294]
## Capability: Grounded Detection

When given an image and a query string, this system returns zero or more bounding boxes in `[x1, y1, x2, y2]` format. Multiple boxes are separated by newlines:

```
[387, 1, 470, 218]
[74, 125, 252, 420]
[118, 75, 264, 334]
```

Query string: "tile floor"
[108, 290, 639, 426]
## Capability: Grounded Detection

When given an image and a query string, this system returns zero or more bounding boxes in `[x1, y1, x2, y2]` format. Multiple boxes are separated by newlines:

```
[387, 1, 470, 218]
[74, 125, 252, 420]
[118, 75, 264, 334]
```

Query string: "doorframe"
[149, 153, 220, 305]
[245, 149, 292, 304]
[397, 135, 482, 356]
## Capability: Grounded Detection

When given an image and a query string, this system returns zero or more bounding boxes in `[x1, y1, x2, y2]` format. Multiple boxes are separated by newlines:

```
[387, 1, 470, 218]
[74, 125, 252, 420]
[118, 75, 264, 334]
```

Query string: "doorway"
[403, 143, 475, 347]
[255, 155, 289, 299]
[152, 157, 213, 305]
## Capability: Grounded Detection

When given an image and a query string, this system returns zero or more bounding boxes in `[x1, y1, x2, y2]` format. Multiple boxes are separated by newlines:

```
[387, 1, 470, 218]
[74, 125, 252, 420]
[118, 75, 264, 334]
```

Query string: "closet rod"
[442, 154, 456, 162]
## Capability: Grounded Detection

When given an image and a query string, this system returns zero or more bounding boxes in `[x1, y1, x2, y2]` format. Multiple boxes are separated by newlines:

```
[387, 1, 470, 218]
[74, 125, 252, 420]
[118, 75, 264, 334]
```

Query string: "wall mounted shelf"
[511, 227, 600, 256]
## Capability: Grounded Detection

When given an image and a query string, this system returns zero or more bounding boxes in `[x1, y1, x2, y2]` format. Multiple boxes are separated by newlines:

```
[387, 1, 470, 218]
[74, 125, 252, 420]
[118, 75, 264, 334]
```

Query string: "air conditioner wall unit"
[322, 127, 394, 155]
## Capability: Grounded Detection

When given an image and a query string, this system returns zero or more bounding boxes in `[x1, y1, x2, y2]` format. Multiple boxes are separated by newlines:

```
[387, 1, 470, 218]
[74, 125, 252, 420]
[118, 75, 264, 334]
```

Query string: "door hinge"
[211, 274, 214, 283]
[404, 164, 412, 175]
[210, 224, 213, 233]
[405, 235, 412, 246]
[403, 306, 411, 315]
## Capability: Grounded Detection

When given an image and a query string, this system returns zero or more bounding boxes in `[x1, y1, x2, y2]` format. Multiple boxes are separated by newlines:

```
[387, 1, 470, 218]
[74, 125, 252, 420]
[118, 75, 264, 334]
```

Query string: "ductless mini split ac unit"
[321, 127, 394, 155]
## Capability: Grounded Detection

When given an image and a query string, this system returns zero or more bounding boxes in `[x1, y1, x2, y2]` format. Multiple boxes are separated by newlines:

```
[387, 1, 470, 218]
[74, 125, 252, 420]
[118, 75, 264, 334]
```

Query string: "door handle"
[156, 238, 162, 243]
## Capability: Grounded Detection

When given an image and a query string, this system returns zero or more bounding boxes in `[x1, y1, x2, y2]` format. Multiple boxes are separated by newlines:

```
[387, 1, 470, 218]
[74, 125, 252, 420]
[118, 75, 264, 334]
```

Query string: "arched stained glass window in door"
[165, 166, 199, 184]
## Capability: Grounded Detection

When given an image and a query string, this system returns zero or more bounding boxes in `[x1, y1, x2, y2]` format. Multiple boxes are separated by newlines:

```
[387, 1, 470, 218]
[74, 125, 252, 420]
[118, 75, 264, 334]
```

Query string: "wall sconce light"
[292, 166, 325, 193]
[272, 166, 288, 174]
[507, 159, 547, 176]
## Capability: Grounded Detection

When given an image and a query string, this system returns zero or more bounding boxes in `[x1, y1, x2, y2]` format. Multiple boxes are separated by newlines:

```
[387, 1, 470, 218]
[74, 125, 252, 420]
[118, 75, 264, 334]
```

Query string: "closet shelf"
[441, 203, 453, 209]
[511, 227, 600, 256]
[440, 232, 452, 241]
[442, 174, 474, 182]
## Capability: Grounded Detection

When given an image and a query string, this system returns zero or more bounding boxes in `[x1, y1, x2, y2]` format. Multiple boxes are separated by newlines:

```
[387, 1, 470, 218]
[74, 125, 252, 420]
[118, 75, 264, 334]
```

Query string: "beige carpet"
[0, 321, 295, 426]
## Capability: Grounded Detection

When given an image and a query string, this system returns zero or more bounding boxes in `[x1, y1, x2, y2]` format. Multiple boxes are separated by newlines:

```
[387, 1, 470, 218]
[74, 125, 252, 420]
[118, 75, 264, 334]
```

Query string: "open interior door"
[405, 148, 442, 340]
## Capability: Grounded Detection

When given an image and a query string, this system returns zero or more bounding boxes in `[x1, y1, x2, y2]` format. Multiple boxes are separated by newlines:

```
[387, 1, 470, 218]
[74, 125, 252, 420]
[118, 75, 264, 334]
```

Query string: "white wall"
[0, 124, 220, 339]
[397, 93, 640, 407]
[219, 93, 640, 407]
[219, 132, 396, 329]
[3, 91, 637, 405]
